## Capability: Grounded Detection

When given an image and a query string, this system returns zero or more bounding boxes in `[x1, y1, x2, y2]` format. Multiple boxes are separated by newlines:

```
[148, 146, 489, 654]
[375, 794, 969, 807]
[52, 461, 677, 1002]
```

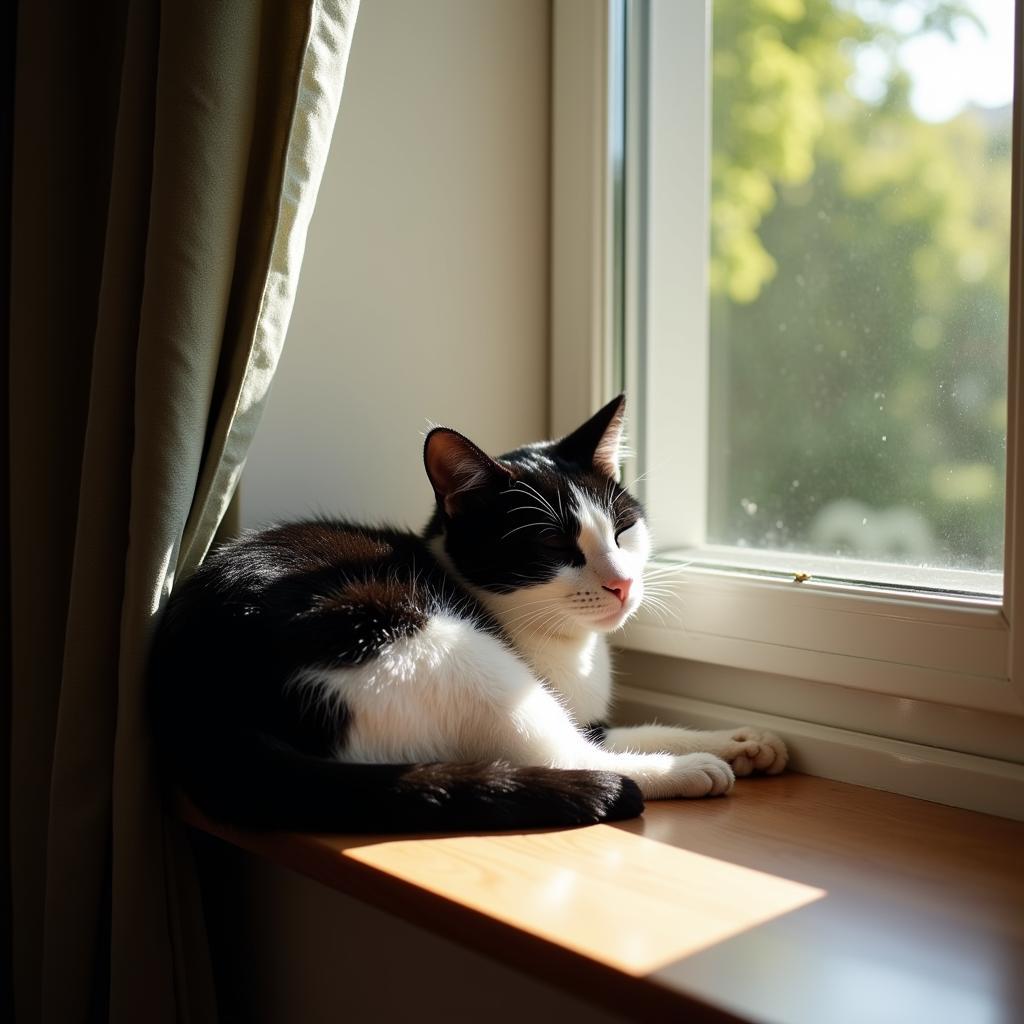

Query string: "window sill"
[619, 560, 1023, 716]
[181, 773, 1024, 1024]
[611, 675, 1024, 820]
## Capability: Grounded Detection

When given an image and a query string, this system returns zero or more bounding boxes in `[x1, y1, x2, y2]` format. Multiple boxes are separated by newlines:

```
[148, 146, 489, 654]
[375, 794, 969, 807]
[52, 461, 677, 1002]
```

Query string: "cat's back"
[204, 518, 423, 590]
[157, 517, 494, 677]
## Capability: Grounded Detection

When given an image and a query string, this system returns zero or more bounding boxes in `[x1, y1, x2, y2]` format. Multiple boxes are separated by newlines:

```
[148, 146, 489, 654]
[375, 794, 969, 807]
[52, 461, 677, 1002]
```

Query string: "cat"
[150, 395, 786, 832]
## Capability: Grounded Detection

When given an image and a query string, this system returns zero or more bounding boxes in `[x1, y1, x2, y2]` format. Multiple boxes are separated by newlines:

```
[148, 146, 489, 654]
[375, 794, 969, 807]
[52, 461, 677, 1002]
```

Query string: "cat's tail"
[169, 729, 645, 832]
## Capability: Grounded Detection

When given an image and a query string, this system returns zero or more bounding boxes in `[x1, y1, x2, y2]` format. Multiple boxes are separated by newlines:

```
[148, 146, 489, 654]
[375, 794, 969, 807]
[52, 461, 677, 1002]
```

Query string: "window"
[551, 0, 1024, 785]
[633, 0, 1014, 578]
[709, 2, 1011, 580]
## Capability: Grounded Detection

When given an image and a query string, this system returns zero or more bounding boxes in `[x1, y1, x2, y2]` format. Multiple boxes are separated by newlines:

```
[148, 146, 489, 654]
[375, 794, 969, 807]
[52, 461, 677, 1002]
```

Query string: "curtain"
[4, 2, 360, 1021]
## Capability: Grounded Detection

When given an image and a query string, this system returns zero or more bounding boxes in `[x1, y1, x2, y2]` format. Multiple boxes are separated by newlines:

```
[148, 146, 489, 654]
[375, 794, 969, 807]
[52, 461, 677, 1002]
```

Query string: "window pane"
[707, 0, 1013, 580]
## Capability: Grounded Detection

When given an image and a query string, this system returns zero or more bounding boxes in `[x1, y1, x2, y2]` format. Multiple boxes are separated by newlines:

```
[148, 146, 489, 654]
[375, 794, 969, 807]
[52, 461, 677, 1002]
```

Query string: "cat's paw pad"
[674, 753, 735, 798]
[723, 728, 788, 777]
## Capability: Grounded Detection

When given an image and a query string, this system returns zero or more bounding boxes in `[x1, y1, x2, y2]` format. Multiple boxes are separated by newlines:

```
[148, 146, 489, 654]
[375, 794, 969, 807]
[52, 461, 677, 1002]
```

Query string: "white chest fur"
[509, 628, 613, 727]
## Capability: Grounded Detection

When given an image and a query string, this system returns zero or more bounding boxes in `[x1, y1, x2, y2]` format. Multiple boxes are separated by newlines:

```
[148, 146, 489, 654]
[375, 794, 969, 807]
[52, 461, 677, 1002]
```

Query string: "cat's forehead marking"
[570, 485, 616, 556]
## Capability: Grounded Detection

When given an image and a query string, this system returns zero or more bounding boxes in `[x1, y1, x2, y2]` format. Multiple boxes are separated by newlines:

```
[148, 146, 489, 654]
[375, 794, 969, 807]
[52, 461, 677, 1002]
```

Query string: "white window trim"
[551, 0, 1024, 815]
[550, 0, 616, 439]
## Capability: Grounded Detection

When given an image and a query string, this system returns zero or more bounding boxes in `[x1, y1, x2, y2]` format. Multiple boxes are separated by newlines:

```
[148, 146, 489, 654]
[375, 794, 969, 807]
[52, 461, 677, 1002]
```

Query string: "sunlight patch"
[340, 825, 825, 975]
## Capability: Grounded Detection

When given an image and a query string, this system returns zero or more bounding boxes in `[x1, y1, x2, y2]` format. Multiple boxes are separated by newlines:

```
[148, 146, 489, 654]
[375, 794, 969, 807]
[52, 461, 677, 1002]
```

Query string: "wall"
[242, 0, 552, 532]
[200, 836, 624, 1024]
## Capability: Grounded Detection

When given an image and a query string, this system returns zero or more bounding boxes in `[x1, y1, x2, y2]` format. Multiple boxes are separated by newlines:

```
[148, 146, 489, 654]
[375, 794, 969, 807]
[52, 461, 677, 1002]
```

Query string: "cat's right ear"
[424, 428, 512, 517]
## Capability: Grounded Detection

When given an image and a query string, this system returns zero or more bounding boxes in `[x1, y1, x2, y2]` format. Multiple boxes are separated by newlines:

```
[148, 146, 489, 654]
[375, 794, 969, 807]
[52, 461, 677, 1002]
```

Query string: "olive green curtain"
[5, 2, 359, 1021]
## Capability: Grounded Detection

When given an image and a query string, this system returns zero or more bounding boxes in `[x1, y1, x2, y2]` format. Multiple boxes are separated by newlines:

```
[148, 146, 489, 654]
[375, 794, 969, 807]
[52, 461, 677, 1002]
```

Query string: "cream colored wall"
[242, 0, 551, 531]
[202, 845, 625, 1024]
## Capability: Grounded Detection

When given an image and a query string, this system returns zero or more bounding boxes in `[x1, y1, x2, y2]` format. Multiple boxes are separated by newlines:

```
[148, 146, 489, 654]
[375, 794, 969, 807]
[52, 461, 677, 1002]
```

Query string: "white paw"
[670, 752, 735, 798]
[720, 728, 788, 777]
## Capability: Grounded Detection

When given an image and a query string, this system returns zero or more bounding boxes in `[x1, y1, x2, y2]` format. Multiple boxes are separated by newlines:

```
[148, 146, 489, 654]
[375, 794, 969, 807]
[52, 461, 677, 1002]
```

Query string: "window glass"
[707, 0, 1013, 579]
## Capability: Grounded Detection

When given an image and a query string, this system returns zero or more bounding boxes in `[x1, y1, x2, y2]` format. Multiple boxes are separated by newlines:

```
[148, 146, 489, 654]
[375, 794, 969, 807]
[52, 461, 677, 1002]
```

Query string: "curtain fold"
[7, 2, 360, 1021]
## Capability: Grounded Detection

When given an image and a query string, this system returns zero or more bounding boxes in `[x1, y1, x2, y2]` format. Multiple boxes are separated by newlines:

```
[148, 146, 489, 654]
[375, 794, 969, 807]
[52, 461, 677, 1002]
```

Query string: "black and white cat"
[151, 396, 786, 832]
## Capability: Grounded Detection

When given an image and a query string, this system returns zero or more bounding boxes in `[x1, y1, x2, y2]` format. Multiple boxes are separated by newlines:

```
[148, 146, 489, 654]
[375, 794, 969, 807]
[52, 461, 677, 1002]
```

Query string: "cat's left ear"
[424, 427, 513, 517]
[553, 394, 626, 480]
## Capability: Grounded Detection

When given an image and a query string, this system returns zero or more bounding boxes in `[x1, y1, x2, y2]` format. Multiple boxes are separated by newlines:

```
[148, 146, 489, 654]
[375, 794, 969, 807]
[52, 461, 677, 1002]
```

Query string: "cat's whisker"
[505, 503, 558, 523]
[641, 574, 684, 586]
[500, 521, 560, 541]
[512, 479, 561, 524]
[500, 600, 559, 623]
[502, 600, 554, 619]
[531, 611, 573, 657]
[507, 614, 558, 637]
[639, 594, 677, 624]
[644, 558, 693, 571]
[642, 566, 691, 581]
[503, 490, 560, 522]
[641, 579, 685, 593]
[497, 595, 562, 619]
[503, 613, 563, 642]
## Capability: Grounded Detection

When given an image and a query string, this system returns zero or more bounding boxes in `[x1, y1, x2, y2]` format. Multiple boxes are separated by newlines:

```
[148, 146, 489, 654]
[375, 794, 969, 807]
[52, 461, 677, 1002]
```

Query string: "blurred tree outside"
[706, 0, 1011, 574]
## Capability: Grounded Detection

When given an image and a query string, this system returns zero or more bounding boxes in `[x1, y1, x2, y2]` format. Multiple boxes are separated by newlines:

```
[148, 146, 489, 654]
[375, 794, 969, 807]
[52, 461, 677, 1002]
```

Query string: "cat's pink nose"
[602, 578, 632, 605]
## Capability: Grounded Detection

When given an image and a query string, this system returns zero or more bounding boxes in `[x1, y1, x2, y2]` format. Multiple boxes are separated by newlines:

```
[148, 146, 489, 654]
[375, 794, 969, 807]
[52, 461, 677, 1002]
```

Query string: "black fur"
[150, 397, 646, 832]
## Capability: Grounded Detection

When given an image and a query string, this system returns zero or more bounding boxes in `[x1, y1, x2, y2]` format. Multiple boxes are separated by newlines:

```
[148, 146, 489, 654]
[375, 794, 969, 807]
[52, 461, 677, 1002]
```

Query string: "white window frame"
[551, 0, 1024, 814]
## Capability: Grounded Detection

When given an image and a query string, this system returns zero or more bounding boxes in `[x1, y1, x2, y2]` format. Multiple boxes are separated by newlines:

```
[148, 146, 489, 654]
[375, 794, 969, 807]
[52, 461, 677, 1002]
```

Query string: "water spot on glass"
[740, 498, 758, 516]
[840, 350, 848, 360]
[882, 435, 887, 442]
[861, 518, 868, 526]
[791, 480, 800, 489]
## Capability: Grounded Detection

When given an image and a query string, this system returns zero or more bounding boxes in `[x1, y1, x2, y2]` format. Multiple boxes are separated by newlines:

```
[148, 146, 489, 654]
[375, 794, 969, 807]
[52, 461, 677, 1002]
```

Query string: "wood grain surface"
[181, 774, 1024, 1023]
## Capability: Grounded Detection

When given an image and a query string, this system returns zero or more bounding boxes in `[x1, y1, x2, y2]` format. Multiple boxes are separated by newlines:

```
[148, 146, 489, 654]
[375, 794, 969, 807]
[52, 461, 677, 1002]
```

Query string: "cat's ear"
[424, 428, 512, 516]
[553, 394, 627, 480]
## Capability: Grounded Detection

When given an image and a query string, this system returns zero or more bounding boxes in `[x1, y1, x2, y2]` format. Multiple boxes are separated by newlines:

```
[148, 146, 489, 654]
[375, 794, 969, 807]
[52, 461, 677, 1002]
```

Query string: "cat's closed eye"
[614, 521, 640, 547]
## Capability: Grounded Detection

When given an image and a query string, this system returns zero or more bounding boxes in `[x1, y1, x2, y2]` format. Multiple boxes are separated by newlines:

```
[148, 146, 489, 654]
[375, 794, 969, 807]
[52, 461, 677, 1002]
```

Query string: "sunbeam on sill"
[337, 824, 826, 976]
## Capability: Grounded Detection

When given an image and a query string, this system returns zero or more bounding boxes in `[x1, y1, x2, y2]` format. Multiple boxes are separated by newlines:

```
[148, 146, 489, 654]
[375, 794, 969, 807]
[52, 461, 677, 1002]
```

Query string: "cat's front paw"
[670, 752, 735, 798]
[720, 728, 788, 777]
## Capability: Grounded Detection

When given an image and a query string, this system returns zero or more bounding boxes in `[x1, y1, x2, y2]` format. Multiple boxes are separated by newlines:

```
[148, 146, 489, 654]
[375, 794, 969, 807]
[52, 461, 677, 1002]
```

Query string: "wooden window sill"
[181, 774, 1024, 1024]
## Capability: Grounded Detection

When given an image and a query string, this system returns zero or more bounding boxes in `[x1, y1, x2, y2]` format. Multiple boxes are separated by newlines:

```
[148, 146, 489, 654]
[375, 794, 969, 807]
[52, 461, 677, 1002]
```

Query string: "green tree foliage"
[708, 0, 1010, 572]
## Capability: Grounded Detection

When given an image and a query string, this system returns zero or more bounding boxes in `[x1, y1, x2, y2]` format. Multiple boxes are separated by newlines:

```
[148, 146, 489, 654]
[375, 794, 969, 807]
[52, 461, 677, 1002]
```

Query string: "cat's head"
[424, 395, 650, 634]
